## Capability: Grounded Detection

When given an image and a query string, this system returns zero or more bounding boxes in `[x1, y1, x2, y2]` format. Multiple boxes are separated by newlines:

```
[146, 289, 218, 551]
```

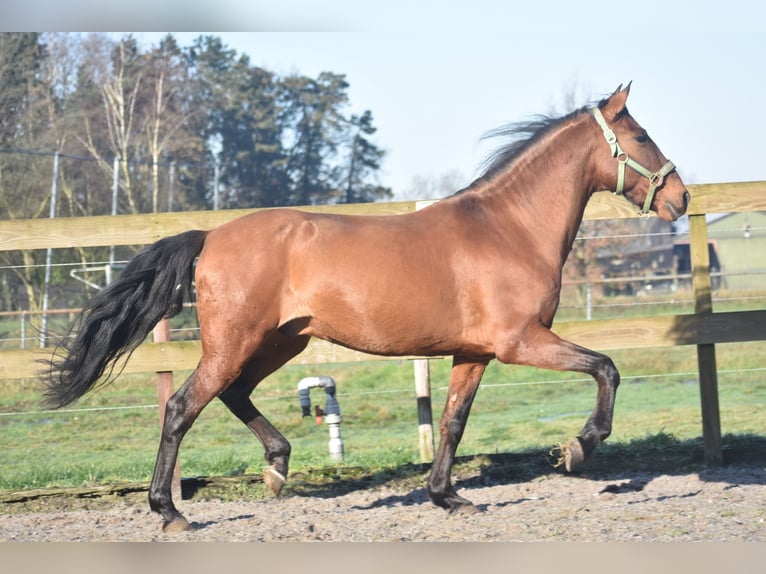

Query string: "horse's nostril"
[683, 191, 691, 210]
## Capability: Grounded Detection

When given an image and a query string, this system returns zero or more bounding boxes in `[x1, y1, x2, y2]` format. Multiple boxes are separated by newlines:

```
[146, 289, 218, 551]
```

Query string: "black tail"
[40, 229, 208, 409]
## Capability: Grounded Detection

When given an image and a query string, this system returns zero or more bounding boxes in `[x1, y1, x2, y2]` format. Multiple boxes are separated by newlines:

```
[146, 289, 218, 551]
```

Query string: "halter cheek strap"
[591, 107, 676, 215]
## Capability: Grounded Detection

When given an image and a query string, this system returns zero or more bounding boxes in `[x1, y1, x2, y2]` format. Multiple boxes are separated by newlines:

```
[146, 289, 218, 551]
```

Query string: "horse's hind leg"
[427, 356, 489, 513]
[218, 333, 311, 496]
[149, 365, 223, 532]
[148, 331, 290, 531]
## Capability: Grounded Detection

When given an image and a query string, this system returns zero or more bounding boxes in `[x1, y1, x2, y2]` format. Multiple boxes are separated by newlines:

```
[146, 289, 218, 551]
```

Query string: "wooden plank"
[1, 181, 765, 252]
[552, 310, 766, 350]
[685, 180, 766, 216]
[582, 181, 766, 220]
[1, 341, 205, 381]
[7, 310, 765, 381]
[646, 310, 766, 345]
[3, 338, 437, 381]
[0, 201, 419, 252]
[582, 192, 650, 220]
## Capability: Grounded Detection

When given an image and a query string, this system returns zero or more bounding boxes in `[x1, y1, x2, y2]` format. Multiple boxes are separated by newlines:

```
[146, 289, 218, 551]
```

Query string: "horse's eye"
[635, 132, 649, 144]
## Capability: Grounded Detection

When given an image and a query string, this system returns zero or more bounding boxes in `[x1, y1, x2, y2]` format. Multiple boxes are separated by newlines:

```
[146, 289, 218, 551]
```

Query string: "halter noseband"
[591, 106, 676, 215]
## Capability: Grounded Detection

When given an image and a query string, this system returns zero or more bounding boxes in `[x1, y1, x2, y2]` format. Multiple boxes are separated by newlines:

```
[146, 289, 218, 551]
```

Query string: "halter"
[591, 106, 676, 215]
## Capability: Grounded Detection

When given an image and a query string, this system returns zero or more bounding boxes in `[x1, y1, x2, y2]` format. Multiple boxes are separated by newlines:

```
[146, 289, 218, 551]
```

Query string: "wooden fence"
[1, 181, 765, 466]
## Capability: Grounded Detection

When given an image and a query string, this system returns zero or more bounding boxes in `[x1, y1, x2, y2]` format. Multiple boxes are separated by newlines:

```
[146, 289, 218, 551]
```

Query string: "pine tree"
[342, 110, 391, 203]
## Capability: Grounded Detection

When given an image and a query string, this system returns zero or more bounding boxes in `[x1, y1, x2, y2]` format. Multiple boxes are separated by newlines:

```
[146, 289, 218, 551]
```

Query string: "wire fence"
[3, 366, 766, 420]
[0, 146, 215, 216]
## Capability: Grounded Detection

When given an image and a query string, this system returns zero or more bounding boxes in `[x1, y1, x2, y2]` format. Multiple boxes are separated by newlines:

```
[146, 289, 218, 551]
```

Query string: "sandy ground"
[2, 465, 763, 542]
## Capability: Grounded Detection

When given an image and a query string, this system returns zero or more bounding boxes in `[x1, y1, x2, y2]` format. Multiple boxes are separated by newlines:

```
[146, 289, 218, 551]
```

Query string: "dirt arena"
[2, 452, 763, 542]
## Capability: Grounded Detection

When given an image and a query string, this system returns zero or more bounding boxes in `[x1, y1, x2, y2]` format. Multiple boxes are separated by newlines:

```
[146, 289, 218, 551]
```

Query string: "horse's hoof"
[550, 437, 587, 471]
[264, 465, 286, 496]
[441, 492, 478, 516]
[162, 516, 192, 533]
[564, 437, 586, 472]
[449, 503, 479, 516]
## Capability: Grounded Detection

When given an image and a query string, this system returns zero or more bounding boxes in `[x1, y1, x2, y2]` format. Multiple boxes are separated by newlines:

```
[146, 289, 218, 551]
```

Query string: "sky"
[8, 1, 766, 199]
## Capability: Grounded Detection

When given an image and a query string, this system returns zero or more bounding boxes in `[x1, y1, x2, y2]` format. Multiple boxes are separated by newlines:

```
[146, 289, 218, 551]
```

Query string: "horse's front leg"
[427, 356, 489, 513]
[497, 325, 620, 471]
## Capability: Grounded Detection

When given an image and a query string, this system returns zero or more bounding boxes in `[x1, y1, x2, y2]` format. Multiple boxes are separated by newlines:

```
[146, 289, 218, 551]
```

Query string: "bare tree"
[79, 37, 142, 214]
[143, 35, 198, 213]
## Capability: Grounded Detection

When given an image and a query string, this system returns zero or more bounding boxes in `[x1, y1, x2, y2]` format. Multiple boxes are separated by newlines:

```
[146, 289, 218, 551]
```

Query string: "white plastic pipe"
[297, 376, 344, 462]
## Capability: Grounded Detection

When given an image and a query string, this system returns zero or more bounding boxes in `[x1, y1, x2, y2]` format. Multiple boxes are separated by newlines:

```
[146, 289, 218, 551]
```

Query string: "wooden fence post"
[153, 317, 182, 498]
[689, 214, 723, 466]
[413, 200, 437, 464]
[414, 358, 435, 463]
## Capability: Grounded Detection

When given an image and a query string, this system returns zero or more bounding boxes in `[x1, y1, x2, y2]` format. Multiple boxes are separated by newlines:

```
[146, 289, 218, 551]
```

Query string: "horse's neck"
[474, 122, 596, 266]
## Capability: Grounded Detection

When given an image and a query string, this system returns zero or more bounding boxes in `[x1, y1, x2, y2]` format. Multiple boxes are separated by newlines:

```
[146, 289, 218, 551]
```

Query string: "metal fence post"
[40, 151, 60, 348]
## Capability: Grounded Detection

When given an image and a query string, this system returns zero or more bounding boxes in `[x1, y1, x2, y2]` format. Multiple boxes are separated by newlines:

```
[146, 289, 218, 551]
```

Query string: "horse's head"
[591, 84, 690, 221]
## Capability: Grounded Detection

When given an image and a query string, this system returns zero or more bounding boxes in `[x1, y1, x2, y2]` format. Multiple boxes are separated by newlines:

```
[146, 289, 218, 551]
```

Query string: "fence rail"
[1, 180, 765, 466]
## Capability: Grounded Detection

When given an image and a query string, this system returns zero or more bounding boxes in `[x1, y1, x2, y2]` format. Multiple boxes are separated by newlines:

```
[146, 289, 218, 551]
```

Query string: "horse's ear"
[601, 82, 632, 120]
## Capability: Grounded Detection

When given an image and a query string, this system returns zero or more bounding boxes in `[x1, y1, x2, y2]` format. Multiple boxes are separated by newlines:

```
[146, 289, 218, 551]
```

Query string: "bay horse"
[41, 84, 689, 532]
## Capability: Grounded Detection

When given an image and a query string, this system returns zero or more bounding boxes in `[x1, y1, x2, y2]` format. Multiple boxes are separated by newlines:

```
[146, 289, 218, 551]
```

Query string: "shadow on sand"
[277, 432, 766, 509]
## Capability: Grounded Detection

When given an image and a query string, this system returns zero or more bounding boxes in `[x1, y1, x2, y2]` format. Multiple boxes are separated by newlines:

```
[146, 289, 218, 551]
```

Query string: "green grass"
[1, 340, 764, 492]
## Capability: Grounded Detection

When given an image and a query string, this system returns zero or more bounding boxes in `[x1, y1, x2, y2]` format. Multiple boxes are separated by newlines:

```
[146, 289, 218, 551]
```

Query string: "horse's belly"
[293, 305, 494, 358]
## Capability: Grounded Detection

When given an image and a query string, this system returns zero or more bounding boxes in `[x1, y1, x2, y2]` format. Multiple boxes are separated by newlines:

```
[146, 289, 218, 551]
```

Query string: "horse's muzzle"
[665, 190, 691, 221]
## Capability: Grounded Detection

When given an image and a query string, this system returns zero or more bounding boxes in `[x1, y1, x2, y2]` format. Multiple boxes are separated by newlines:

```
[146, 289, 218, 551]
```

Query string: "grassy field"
[1, 336, 764, 492]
